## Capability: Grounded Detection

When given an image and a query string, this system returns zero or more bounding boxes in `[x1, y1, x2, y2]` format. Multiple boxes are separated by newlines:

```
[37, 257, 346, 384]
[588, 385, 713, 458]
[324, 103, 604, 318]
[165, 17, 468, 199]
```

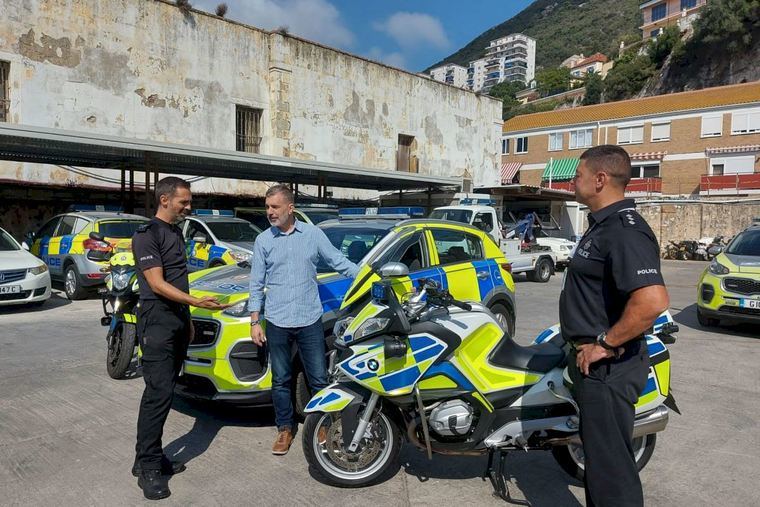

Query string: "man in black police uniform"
[131, 177, 229, 500]
[560, 145, 669, 507]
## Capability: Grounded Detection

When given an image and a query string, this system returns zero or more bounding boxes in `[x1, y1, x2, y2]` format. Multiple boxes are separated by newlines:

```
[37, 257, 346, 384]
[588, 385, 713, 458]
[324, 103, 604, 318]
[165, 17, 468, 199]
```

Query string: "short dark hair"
[580, 145, 632, 188]
[265, 184, 294, 204]
[155, 177, 191, 206]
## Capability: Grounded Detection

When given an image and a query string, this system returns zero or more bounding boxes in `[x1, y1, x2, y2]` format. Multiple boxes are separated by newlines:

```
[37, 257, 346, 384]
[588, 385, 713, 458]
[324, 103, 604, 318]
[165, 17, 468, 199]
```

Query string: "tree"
[488, 80, 526, 119]
[535, 67, 573, 97]
[647, 25, 682, 69]
[603, 55, 655, 101]
[582, 71, 604, 105]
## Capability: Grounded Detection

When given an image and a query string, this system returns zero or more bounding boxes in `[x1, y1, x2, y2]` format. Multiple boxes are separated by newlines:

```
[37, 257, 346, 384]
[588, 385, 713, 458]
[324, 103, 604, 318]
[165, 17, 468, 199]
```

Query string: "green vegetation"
[582, 72, 604, 105]
[535, 66, 573, 96]
[647, 25, 682, 68]
[488, 81, 526, 118]
[603, 53, 655, 101]
[425, 0, 640, 72]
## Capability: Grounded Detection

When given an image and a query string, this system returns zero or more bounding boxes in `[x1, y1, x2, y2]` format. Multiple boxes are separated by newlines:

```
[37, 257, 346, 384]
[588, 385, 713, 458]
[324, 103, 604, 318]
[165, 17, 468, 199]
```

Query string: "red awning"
[705, 144, 760, 155]
[500, 162, 522, 184]
[629, 151, 667, 161]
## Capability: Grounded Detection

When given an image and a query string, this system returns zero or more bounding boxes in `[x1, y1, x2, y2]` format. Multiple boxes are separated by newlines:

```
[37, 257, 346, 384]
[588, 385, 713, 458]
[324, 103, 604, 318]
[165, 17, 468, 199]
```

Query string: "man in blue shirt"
[249, 184, 359, 455]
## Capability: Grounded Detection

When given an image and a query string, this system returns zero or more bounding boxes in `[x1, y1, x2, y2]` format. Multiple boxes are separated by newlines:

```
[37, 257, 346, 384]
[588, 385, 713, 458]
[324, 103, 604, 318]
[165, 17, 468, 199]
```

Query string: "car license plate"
[0, 285, 21, 294]
[740, 298, 760, 309]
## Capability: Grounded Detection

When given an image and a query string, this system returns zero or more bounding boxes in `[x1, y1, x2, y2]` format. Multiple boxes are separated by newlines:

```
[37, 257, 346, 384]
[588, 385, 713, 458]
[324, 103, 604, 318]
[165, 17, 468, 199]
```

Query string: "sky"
[192, 0, 536, 72]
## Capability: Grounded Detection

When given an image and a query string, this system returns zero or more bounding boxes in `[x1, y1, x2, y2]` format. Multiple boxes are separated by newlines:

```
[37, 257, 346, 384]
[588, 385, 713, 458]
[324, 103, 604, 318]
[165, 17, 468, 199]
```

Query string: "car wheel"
[489, 302, 515, 338]
[293, 368, 311, 419]
[64, 264, 87, 300]
[528, 257, 553, 283]
[697, 308, 719, 328]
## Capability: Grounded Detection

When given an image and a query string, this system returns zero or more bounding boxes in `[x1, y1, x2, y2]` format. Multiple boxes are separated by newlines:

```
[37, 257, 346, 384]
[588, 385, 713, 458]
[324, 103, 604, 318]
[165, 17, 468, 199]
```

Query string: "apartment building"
[429, 63, 469, 89]
[501, 81, 760, 198]
[640, 0, 708, 39]
[468, 34, 536, 92]
[569, 53, 613, 79]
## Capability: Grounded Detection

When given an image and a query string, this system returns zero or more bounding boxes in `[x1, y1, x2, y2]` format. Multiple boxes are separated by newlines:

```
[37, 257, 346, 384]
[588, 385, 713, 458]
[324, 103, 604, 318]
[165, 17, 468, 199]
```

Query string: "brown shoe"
[317, 426, 328, 445]
[272, 429, 294, 455]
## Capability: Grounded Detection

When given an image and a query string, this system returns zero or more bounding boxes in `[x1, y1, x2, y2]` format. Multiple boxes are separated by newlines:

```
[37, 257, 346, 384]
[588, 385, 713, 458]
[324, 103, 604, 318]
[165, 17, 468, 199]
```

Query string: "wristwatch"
[250, 320, 260, 326]
[596, 331, 621, 359]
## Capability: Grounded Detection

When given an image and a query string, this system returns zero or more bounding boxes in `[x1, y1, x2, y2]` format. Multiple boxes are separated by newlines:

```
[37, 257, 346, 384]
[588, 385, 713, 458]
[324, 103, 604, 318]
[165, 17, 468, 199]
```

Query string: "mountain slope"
[426, 0, 641, 72]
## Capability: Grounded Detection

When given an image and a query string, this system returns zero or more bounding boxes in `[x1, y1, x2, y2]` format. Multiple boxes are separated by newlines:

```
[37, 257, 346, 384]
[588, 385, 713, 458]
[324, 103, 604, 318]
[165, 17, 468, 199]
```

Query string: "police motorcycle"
[92, 231, 140, 379]
[302, 262, 679, 503]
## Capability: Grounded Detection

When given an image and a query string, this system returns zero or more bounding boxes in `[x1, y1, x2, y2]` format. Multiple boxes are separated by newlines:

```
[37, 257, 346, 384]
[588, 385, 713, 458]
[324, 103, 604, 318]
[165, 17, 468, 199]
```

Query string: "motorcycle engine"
[429, 400, 473, 437]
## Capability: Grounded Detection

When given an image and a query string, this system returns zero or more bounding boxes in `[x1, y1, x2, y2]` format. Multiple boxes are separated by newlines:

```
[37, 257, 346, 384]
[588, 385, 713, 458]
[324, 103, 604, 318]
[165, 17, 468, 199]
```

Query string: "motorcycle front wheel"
[552, 433, 656, 481]
[106, 321, 136, 379]
[302, 410, 401, 487]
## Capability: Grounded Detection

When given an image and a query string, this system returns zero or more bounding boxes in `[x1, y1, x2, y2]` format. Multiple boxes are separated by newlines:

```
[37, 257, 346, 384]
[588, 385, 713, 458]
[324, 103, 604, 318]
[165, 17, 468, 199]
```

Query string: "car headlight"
[112, 270, 132, 290]
[28, 264, 48, 275]
[223, 299, 249, 317]
[708, 260, 730, 275]
[354, 317, 390, 341]
[229, 250, 252, 263]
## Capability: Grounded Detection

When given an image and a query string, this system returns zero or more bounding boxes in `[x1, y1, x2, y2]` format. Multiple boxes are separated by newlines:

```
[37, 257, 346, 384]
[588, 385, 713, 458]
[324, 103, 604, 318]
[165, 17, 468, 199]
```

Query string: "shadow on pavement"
[400, 446, 582, 506]
[0, 291, 71, 315]
[163, 397, 275, 469]
[673, 303, 758, 339]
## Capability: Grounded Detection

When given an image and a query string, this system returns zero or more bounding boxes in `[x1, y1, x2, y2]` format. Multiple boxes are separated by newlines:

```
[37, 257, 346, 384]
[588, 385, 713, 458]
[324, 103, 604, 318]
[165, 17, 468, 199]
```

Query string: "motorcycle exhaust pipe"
[549, 405, 670, 447]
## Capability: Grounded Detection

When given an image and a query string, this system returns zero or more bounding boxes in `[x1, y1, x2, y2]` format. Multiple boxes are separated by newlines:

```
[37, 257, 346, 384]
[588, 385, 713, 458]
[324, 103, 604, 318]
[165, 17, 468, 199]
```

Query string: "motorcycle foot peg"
[100, 316, 112, 327]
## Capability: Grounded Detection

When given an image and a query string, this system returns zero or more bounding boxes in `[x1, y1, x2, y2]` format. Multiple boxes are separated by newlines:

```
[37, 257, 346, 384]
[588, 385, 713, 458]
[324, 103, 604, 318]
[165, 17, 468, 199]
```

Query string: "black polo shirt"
[131, 217, 189, 301]
[559, 199, 664, 343]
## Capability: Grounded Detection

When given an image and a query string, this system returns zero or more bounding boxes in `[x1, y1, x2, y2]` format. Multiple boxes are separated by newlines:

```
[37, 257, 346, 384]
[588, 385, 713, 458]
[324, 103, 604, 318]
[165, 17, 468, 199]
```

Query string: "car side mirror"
[193, 234, 208, 244]
[378, 262, 409, 278]
[89, 231, 105, 242]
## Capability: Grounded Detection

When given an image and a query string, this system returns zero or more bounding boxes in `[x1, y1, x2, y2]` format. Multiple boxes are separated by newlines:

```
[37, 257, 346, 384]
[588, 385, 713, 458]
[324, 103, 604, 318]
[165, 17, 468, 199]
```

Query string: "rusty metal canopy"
[476, 184, 577, 202]
[0, 123, 461, 191]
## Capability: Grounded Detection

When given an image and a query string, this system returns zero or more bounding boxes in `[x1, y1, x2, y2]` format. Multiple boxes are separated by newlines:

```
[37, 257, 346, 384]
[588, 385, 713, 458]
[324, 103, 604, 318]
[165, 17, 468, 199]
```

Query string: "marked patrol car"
[24, 205, 149, 300]
[181, 210, 262, 271]
[177, 212, 516, 410]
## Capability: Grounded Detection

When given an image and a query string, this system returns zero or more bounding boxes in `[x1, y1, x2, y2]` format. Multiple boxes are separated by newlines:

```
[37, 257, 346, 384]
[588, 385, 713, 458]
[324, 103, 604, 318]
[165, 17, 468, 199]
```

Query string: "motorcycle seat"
[488, 336, 565, 373]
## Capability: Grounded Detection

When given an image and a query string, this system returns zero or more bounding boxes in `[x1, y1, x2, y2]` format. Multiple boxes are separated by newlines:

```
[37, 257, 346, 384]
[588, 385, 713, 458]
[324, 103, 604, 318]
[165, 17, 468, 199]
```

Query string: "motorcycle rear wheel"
[303, 410, 401, 487]
[552, 433, 656, 481]
[106, 322, 136, 379]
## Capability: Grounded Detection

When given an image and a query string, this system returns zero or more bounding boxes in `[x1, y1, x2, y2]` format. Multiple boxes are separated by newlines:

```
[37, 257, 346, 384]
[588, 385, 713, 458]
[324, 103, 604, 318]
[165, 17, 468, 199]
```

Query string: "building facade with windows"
[501, 81, 760, 198]
[468, 34, 536, 93]
[0, 0, 502, 203]
[640, 0, 708, 39]
[429, 63, 469, 89]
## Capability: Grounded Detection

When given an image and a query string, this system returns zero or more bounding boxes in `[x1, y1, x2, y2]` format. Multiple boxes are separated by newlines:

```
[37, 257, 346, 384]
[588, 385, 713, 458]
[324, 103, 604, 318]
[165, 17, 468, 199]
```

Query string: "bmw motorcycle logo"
[367, 359, 379, 372]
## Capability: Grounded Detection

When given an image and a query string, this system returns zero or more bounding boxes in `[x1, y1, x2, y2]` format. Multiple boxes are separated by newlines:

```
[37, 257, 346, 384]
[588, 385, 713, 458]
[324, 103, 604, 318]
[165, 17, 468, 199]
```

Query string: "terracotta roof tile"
[503, 81, 760, 133]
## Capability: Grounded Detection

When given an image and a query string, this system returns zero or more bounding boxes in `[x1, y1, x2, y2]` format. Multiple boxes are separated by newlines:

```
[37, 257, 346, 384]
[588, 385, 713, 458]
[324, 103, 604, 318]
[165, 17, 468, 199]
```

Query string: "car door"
[32, 217, 62, 274]
[429, 226, 492, 303]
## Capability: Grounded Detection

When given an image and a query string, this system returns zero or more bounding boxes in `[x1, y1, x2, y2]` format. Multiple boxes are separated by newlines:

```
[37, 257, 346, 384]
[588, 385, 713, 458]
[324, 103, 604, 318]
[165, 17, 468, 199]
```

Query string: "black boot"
[132, 456, 186, 477]
[137, 469, 171, 500]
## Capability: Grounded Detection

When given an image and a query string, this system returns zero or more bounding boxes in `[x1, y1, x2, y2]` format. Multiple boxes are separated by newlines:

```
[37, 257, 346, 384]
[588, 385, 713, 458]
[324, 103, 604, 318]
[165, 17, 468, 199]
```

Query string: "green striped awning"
[541, 158, 579, 181]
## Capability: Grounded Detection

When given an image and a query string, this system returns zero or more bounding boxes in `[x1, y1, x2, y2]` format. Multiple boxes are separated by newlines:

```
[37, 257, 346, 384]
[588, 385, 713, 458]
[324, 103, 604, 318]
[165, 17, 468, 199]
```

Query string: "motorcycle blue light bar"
[193, 209, 234, 217]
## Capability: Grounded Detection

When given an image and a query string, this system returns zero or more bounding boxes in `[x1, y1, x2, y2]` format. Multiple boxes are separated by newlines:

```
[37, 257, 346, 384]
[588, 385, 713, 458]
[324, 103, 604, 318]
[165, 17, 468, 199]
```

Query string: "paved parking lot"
[1, 260, 758, 506]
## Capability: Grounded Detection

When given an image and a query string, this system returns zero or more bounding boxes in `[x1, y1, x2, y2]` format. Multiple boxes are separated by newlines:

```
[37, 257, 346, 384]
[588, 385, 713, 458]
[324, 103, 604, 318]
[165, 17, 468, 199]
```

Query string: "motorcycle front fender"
[304, 383, 358, 413]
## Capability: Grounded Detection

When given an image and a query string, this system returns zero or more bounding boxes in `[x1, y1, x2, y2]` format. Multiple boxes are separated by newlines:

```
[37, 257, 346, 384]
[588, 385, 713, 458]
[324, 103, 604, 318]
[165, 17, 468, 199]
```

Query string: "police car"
[181, 210, 262, 271]
[177, 214, 516, 409]
[25, 206, 149, 300]
[234, 204, 340, 230]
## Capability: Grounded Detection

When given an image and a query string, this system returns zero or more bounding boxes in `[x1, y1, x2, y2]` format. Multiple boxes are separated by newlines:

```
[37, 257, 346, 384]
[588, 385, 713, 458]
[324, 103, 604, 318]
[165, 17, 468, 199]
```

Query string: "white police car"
[180, 210, 262, 271]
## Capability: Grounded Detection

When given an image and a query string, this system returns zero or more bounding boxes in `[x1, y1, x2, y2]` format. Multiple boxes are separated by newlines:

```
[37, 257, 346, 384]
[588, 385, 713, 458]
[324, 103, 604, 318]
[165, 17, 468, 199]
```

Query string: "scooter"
[93, 231, 140, 379]
[302, 263, 678, 503]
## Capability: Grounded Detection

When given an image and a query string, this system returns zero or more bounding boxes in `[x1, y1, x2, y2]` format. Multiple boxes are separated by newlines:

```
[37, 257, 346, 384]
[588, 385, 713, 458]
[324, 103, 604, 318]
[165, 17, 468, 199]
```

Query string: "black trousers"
[569, 340, 649, 507]
[135, 299, 191, 470]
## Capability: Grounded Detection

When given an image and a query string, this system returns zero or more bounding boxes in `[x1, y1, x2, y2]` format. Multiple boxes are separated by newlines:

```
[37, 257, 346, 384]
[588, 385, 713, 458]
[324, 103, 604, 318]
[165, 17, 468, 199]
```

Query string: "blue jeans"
[266, 318, 327, 430]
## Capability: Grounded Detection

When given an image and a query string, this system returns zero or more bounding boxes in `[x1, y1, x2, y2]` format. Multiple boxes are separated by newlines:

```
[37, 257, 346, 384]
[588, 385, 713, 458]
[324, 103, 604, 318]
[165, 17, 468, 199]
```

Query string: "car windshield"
[301, 210, 339, 224]
[0, 229, 20, 251]
[726, 229, 760, 256]
[316, 224, 393, 273]
[430, 209, 472, 224]
[98, 220, 149, 238]
[206, 221, 261, 242]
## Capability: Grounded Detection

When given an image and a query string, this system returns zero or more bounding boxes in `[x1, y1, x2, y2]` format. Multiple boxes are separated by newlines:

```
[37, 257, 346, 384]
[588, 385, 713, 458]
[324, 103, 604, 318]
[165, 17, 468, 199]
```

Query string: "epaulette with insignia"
[619, 210, 638, 228]
[136, 223, 154, 233]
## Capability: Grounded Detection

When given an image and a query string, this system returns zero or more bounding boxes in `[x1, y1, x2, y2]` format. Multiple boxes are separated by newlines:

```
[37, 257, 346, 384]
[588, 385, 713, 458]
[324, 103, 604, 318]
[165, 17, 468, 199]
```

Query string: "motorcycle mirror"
[89, 231, 105, 242]
[378, 262, 409, 278]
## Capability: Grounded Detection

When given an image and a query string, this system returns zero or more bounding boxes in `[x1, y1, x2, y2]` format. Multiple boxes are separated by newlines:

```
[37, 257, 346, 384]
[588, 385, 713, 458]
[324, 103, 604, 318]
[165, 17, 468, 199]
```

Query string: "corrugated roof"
[503, 81, 760, 133]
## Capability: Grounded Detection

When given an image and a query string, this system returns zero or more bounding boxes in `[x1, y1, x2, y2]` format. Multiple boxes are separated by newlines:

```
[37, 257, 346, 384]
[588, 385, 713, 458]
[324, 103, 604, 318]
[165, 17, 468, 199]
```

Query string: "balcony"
[700, 173, 760, 196]
[625, 177, 662, 196]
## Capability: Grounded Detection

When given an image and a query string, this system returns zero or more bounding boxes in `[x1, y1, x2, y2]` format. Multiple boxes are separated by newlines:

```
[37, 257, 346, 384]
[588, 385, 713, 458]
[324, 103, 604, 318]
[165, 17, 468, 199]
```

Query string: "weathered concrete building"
[0, 0, 502, 235]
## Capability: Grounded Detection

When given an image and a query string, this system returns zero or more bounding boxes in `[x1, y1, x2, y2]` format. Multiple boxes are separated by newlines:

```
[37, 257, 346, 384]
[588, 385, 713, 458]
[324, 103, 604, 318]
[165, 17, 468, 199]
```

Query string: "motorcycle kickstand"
[483, 448, 531, 506]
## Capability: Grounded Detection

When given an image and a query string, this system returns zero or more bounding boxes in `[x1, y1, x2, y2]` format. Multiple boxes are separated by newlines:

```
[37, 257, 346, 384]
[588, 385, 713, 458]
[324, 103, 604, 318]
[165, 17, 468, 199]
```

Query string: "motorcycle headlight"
[332, 317, 354, 345]
[112, 270, 132, 290]
[229, 250, 252, 263]
[354, 317, 391, 341]
[28, 263, 48, 275]
[708, 260, 730, 275]
[223, 300, 249, 318]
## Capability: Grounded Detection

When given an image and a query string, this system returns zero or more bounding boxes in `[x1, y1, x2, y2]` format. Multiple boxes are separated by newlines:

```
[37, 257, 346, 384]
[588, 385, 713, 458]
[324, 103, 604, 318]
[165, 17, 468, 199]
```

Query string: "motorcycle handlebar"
[449, 299, 472, 311]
